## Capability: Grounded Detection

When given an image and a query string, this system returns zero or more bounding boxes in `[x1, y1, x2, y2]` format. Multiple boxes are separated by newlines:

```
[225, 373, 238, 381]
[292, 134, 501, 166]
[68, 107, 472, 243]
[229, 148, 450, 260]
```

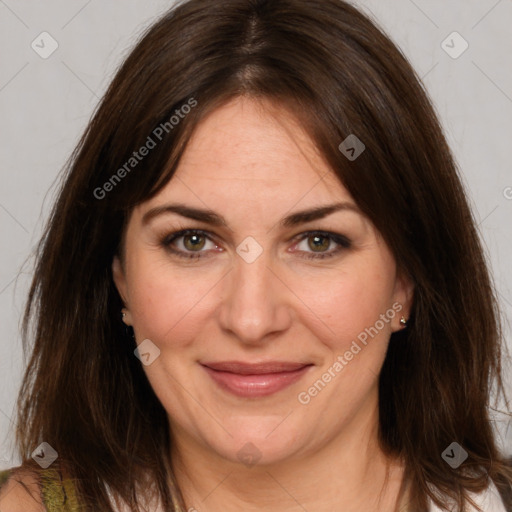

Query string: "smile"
[200, 361, 313, 398]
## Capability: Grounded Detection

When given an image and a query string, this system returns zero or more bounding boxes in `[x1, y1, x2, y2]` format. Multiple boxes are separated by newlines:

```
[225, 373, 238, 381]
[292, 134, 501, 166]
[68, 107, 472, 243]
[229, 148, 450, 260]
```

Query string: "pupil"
[309, 235, 329, 252]
[185, 234, 205, 251]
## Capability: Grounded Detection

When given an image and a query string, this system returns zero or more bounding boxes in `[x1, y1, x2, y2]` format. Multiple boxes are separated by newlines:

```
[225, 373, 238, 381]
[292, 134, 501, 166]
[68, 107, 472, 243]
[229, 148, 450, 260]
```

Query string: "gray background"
[1, 0, 511, 470]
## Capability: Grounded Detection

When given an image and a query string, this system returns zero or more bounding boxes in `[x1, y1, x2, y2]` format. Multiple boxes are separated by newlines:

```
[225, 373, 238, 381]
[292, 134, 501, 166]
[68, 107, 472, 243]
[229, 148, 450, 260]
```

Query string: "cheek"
[291, 259, 395, 352]
[126, 254, 219, 347]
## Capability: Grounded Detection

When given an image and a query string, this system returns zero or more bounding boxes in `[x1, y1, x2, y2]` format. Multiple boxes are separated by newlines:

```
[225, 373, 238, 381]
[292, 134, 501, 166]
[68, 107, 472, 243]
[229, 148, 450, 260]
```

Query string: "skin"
[112, 96, 414, 511]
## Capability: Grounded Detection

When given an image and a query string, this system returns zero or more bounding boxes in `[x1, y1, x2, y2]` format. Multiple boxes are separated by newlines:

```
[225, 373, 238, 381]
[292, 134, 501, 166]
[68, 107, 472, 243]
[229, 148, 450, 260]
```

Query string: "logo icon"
[338, 134, 365, 161]
[236, 236, 263, 264]
[134, 338, 161, 366]
[441, 442, 468, 469]
[441, 32, 469, 59]
[31, 442, 58, 469]
[31, 32, 59, 59]
[236, 442, 262, 467]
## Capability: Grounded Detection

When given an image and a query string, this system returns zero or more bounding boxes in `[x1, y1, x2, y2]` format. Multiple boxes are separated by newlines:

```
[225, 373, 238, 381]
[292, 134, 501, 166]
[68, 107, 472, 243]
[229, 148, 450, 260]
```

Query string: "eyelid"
[161, 228, 221, 260]
[162, 228, 219, 246]
[161, 228, 351, 260]
[288, 230, 351, 260]
[289, 230, 351, 247]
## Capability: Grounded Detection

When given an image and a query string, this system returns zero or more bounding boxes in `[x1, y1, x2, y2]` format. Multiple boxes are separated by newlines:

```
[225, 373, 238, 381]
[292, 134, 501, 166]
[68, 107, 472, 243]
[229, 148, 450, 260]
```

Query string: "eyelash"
[160, 229, 351, 260]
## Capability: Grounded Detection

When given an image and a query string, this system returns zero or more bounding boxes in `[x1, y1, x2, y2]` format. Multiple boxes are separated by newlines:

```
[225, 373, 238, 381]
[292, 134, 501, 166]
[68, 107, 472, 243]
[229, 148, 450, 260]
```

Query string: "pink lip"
[201, 361, 312, 398]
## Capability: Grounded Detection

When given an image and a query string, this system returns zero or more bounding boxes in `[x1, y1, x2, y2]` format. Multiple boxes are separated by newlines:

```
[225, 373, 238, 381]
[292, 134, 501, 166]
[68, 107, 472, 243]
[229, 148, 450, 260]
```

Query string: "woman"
[0, 0, 511, 510]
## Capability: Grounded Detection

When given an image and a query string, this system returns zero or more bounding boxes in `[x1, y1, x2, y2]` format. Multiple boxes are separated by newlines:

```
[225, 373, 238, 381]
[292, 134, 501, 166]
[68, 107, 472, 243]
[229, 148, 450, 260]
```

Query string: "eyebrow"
[141, 201, 362, 228]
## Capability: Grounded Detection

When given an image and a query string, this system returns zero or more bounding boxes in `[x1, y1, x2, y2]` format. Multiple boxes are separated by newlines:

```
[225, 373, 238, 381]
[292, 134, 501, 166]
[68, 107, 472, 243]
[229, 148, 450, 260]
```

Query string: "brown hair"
[13, 0, 512, 510]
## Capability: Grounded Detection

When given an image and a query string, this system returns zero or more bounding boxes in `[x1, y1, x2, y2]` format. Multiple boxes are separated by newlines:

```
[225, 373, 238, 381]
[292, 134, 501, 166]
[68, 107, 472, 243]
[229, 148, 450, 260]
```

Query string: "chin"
[202, 417, 309, 467]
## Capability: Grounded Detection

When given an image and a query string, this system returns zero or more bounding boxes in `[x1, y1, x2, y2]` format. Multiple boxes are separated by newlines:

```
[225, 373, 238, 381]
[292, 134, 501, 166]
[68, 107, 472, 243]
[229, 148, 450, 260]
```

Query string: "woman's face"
[113, 97, 413, 467]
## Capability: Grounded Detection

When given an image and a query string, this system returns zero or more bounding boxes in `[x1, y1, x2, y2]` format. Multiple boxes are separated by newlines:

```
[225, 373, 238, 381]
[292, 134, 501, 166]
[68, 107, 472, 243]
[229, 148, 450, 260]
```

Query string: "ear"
[391, 269, 414, 330]
[112, 255, 129, 306]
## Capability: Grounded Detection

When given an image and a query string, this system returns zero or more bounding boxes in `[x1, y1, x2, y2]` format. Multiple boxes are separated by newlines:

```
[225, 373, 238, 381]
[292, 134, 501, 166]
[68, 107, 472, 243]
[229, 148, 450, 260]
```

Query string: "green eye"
[162, 229, 351, 261]
[294, 231, 351, 259]
[182, 233, 206, 251]
[307, 234, 331, 252]
[162, 229, 218, 259]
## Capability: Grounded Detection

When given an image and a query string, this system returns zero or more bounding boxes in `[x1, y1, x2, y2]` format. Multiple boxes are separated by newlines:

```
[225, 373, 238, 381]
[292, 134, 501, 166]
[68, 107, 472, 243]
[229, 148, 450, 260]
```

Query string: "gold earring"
[400, 316, 408, 327]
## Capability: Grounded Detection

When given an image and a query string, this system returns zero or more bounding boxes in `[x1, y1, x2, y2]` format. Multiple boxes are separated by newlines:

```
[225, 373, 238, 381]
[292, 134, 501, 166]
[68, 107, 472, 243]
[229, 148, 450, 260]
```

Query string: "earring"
[121, 309, 135, 340]
[400, 316, 408, 327]
[121, 308, 130, 324]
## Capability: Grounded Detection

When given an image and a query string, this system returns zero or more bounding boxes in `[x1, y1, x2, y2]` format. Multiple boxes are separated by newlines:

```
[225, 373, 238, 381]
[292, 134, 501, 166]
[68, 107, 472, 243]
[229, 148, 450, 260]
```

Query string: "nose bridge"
[217, 244, 291, 344]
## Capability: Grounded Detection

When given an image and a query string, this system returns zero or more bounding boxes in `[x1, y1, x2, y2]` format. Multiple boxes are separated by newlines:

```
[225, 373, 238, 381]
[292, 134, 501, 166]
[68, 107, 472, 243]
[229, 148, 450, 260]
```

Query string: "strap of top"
[0, 469, 10, 490]
[0, 467, 81, 511]
[40, 467, 81, 511]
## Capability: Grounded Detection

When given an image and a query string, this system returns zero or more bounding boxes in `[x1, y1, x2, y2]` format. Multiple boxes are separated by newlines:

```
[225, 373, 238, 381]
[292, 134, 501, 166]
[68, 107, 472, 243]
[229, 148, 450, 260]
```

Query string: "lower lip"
[202, 365, 311, 398]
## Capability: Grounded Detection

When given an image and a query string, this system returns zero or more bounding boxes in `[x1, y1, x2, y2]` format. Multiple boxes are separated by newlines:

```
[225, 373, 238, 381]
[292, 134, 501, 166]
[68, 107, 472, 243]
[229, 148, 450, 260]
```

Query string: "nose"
[217, 250, 293, 346]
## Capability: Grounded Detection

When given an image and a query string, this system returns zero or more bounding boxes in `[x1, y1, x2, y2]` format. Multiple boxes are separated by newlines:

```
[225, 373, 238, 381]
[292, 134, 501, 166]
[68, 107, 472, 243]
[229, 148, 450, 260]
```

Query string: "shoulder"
[0, 463, 81, 512]
[429, 480, 509, 512]
[0, 467, 46, 511]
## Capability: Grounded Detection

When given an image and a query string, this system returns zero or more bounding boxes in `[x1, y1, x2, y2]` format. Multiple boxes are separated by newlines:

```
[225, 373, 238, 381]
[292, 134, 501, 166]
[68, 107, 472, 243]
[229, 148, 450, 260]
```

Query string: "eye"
[162, 229, 221, 259]
[292, 231, 351, 260]
[161, 229, 351, 261]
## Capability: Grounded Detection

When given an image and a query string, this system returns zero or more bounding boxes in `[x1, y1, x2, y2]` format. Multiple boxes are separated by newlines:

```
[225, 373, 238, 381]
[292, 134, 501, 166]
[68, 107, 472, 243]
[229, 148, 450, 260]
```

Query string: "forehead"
[147, 97, 353, 209]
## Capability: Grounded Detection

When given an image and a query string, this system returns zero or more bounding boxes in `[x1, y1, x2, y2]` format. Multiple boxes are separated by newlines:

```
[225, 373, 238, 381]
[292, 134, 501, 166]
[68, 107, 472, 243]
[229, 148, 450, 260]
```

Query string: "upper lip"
[201, 361, 311, 375]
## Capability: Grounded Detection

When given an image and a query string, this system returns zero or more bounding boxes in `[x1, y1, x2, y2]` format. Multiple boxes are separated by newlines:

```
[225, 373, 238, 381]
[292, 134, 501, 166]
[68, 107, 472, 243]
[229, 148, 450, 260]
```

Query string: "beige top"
[1, 467, 508, 511]
[429, 481, 507, 511]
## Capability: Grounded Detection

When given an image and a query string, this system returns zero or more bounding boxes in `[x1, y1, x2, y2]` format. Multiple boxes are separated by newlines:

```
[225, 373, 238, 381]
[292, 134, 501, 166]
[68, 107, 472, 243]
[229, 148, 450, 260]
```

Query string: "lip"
[201, 361, 313, 398]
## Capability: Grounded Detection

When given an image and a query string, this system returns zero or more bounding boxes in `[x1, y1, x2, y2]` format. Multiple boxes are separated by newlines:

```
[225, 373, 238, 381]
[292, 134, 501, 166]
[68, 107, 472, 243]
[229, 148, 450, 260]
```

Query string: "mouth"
[200, 360, 313, 398]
